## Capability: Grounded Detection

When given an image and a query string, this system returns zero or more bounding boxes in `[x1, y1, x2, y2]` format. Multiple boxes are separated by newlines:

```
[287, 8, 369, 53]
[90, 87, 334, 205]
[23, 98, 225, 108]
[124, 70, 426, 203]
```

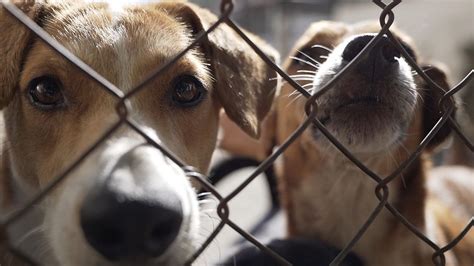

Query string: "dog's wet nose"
[80, 186, 183, 261]
[342, 34, 400, 67]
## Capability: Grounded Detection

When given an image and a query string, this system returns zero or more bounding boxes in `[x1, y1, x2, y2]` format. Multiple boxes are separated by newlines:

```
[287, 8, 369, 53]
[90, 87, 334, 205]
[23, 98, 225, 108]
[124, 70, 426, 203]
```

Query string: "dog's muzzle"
[79, 144, 184, 261]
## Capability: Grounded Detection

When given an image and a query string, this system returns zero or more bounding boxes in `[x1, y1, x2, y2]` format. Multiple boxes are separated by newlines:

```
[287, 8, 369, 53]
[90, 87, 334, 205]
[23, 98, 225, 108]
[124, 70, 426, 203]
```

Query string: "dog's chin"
[313, 101, 411, 154]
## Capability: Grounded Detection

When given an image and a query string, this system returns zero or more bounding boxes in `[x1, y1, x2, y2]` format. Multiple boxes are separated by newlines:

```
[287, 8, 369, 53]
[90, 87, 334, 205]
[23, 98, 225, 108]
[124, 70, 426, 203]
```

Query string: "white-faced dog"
[0, 1, 278, 265]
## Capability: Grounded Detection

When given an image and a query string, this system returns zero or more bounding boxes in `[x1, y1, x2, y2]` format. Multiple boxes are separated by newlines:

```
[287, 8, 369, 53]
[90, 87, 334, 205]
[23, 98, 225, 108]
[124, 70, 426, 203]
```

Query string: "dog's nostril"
[342, 35, 373, 62]
[144, 211, 183, 256]
[80, 187, 183, 261]
[95, 227, 122, 246]
[145, 220, 182, 256]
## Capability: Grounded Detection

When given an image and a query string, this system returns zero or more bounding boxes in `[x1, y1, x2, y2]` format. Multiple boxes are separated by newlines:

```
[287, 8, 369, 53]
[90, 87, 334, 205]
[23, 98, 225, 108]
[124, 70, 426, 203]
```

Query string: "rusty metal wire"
[0, 0, 472, 265]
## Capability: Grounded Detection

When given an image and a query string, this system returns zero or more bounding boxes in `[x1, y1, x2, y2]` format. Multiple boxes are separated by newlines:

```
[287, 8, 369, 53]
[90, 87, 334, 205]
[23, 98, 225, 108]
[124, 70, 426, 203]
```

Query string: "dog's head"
[0, 1, 277, 265]
[278, 21, 453, 159]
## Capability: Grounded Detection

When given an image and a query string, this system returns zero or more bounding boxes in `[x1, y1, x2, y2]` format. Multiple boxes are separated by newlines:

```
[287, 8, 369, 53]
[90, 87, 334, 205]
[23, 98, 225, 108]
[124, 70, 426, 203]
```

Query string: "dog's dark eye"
[172, 75, 205, 107]
[28, 76, 65, 110]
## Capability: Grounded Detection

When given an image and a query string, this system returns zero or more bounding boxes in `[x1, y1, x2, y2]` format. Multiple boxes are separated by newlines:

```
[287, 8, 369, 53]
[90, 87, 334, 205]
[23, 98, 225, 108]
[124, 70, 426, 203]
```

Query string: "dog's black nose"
[342, 34, 400, 66]
[80, 185, 183, 261]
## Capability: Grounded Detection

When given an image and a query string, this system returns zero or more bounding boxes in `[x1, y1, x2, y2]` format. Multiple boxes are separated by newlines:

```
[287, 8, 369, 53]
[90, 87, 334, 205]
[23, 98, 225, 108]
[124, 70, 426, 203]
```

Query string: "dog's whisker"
[288, 90, 302, 98]
[411, 66, 434, 76]
[311, 44, 333, 53]
[197, 191, 212, 197]
[198, 194, 219, 207]
[289, 56, 320, 69]
[387, 148, 407, 189]
[289, 74, 316, 79]
[290, 78, 315, 82]
[297, 49, 323, 66]
[190, 211, 224, 266]
[288, 86, 311, 99]
[297, 70, 318, 74]
[286, 93, 305, 108]
[288, 86, 311, 96]
[200, 213, 221, 224]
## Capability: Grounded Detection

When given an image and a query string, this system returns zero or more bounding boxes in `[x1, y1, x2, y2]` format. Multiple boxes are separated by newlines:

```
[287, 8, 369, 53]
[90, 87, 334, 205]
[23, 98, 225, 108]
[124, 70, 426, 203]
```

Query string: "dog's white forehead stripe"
[54, 1, 194, 94]
[56, 6, 136, 92]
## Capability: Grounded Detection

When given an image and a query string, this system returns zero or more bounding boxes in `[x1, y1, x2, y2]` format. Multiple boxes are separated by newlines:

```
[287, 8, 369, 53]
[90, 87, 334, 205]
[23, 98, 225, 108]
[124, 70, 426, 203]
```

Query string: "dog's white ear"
[0, 1, 46, 109]
[164, 3, 280, 138]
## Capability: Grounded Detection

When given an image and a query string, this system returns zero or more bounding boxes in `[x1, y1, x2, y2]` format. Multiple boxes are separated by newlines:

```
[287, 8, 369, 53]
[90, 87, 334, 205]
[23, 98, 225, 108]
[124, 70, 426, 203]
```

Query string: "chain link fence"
[0, 0, 472, 265]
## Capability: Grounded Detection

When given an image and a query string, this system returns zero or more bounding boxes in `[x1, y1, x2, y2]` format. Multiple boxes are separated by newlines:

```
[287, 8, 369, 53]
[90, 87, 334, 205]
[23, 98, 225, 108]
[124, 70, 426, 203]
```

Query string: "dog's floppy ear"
[164, 3, 279, 138]
[419, 63, 455, 151]
[0, 1, 46, 109]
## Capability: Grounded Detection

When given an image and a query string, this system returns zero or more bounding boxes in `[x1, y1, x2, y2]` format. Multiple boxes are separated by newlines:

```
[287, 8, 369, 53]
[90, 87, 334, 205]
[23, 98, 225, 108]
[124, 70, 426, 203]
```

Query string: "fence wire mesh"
[0, 0, 472, 265]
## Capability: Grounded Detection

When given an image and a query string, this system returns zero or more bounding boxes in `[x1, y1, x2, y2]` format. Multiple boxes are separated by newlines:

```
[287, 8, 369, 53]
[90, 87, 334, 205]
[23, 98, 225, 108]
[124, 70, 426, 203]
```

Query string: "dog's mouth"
[334, 95, 382, 112]
[311, 89, 407, 152]
[317, 94, 386, 127]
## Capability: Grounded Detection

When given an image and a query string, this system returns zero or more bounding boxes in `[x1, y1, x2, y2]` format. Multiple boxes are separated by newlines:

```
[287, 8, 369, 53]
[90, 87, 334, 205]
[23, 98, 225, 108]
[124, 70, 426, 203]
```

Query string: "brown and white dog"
[221, 21, 474, 265]
[274, 21, 474, 266]
[0, 1, 278, 265]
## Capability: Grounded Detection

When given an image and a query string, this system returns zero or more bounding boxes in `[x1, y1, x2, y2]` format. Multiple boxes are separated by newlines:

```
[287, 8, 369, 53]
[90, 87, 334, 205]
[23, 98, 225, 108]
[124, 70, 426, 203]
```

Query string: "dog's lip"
[316, 95, 384, 126]
[334, 95, 382, 112]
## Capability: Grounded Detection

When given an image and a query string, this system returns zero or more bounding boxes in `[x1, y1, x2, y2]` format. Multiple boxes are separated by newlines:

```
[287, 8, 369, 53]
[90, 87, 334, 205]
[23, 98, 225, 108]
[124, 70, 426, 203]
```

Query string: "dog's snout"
[342, 34, 400, 67]
[80, 185, 183, 261]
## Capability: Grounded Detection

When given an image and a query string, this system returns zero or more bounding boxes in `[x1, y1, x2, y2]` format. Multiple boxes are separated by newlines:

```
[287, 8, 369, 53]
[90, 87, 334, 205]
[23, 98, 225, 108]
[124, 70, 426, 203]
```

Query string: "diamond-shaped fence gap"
[184, 170, 227, 265]
[219, 109, 317, 205]
[443, 70, 474, 151]
[329, 188, 389, 266]
[433, 218, 474, 265]
[205, 172, 290, 265]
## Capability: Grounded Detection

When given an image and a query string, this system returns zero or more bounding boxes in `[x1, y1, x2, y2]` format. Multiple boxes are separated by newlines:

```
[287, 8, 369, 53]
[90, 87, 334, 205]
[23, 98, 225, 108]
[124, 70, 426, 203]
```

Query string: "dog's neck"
[284, 146, 429, 265]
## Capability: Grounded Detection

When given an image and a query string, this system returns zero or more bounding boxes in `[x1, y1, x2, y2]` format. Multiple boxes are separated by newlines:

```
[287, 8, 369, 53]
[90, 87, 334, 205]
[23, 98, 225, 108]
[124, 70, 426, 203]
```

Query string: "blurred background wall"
[193, 0, 473, 80]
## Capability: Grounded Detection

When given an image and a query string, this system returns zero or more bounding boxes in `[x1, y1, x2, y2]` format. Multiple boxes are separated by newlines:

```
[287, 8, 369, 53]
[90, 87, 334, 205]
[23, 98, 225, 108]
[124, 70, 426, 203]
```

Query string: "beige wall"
[334, 0, 473, 81]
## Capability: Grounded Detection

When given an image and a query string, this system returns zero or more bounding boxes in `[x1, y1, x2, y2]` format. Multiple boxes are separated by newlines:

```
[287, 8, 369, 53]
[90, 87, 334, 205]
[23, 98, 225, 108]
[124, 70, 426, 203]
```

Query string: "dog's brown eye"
[172, 75, 205, 107]
[28, 76, 65, 109]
